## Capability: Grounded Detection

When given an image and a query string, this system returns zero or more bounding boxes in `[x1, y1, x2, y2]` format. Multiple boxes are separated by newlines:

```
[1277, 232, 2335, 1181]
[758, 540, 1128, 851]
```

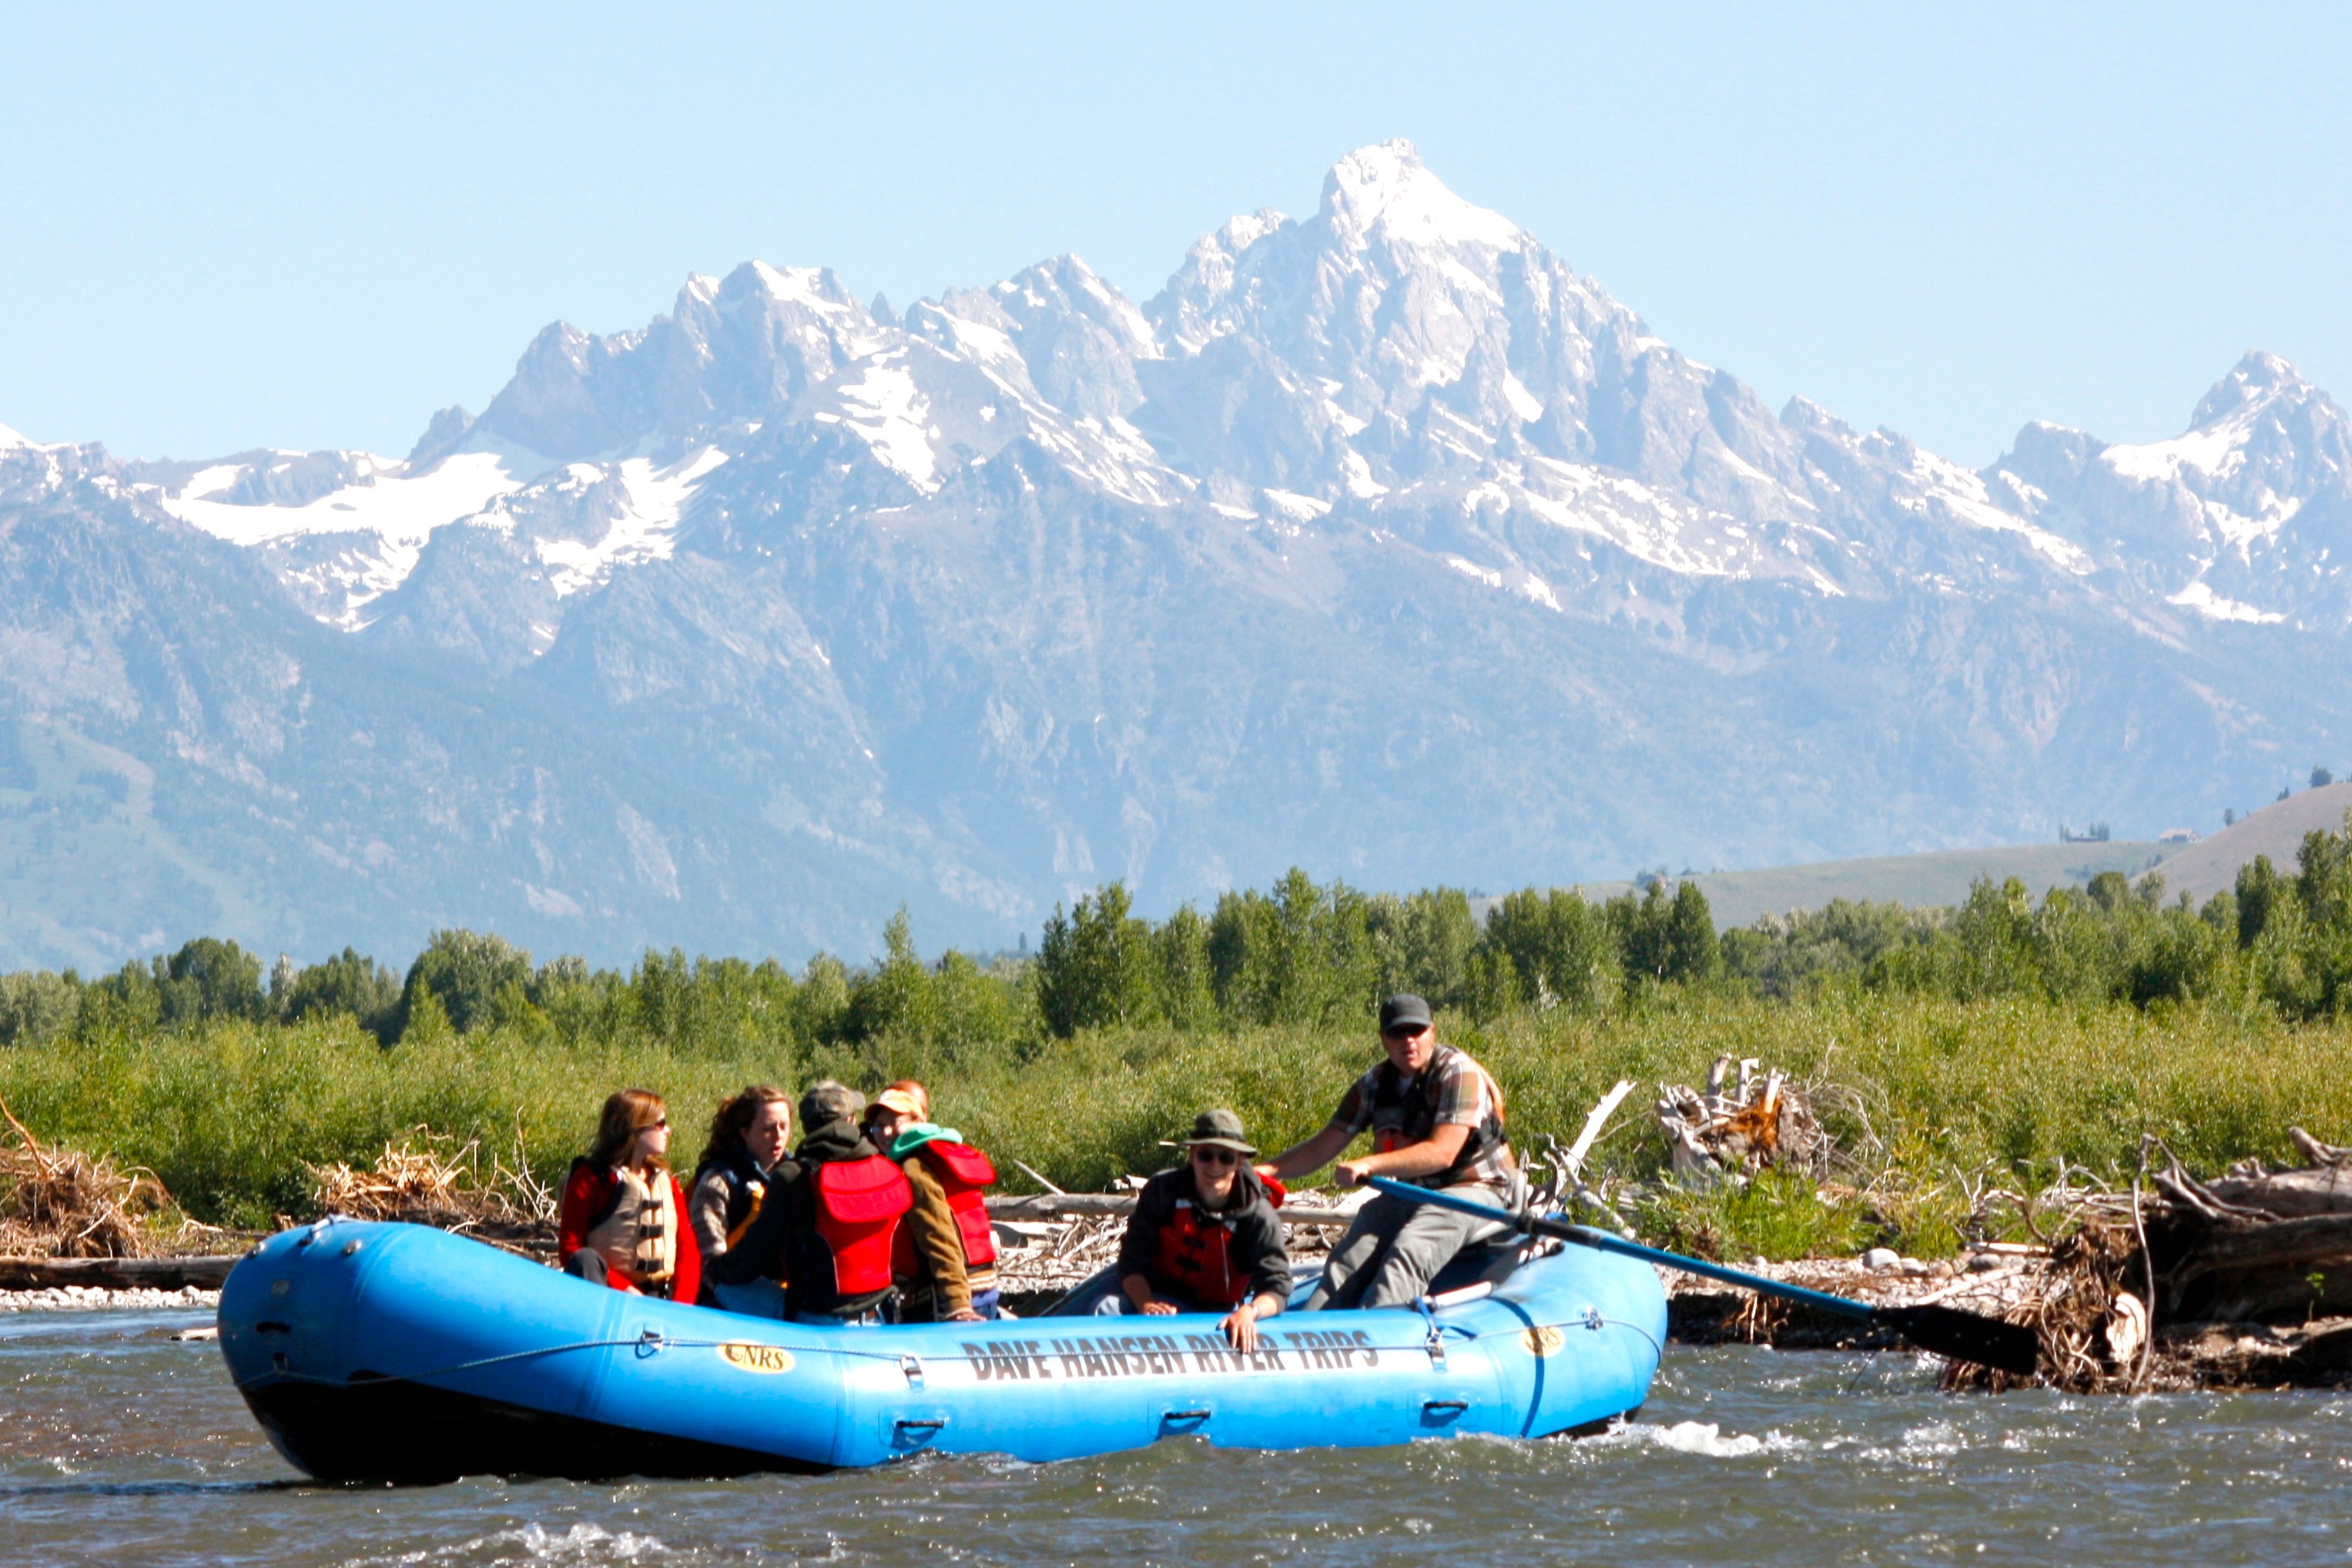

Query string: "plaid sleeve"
[1332, 1068, 1379, 1135]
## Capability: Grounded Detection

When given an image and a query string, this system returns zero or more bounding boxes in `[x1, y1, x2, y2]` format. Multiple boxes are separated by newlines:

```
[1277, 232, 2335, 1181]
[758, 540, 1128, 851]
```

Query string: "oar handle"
[1362, 1175, 1871, 1322]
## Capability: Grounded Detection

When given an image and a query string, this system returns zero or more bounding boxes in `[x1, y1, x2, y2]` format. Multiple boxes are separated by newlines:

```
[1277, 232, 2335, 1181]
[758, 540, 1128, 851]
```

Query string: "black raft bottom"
[242, 1375, 826, 1485]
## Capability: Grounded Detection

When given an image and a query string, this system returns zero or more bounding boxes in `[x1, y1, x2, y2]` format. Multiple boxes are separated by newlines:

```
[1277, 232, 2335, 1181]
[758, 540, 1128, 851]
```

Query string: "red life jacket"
[890, 1140, 999, 1281]
[812, 1154, 913, 1298]
[1150, 1177, 1285, 1309]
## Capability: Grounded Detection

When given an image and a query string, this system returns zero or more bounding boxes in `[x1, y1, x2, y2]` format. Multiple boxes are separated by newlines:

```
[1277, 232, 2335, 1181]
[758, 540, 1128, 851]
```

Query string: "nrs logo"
[1519, 1326, 1566, 1359]
[719, 1342, 796, 1373]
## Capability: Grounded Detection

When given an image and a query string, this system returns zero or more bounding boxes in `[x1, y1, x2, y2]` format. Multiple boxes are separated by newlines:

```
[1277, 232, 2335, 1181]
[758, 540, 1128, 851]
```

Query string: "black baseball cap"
[1379, 994, 1433, 1032]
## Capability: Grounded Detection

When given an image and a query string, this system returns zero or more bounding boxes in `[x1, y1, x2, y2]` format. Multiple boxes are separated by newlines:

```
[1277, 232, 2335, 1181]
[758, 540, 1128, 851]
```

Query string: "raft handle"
[894, 1418, 947, 1431]
[1164, 1409, 1211, 1422]
[1421, 1399, 1469, 1422]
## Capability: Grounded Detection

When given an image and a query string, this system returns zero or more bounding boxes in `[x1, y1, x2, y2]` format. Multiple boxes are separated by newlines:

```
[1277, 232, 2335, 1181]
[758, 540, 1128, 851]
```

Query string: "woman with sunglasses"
[1075, 1109, 1289, 1353]
[557, 1087, 703, 1303]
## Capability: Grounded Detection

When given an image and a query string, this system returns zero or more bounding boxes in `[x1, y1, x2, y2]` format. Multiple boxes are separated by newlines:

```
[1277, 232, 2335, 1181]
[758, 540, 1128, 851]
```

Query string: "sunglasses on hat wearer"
[1189, 1146, 1240, 1166]
[1382, 1022, 1430, 1040]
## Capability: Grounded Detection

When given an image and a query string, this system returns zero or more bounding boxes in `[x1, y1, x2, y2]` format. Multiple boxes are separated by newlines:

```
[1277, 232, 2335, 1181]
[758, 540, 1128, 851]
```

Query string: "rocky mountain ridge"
[1, 141, 2344, 970]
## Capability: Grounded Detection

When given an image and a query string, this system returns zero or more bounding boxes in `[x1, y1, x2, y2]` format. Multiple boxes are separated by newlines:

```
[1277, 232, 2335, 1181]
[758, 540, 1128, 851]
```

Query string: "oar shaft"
[1362, 1176, 1871, 1322]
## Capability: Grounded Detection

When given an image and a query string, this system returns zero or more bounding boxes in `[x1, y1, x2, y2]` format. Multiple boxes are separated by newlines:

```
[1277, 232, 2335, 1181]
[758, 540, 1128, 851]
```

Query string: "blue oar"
[1366, 1176, 2039, 1377]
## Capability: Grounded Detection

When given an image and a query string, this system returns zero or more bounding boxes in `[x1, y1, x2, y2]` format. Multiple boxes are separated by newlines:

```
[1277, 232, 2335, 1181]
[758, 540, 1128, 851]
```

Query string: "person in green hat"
[1057, 1109, 1292, 1352]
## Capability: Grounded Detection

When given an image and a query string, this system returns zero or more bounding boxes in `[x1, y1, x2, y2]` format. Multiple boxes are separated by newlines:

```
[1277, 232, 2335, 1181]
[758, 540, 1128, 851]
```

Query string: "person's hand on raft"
[946, 1308, 985, 1323]
[1140, 1300, 1179, 1315]
[1220, 1296, 1271, 1353]
[1332, 1158, 1372, 1187]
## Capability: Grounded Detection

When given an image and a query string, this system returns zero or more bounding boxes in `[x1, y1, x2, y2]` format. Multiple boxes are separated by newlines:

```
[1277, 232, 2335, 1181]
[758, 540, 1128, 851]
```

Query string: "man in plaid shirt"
[1260, 993, 1518, 1309]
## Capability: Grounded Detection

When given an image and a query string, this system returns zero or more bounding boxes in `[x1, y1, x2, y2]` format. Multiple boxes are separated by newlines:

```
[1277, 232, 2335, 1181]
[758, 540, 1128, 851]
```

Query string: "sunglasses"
[1190, 1147, 1240, 1166]
[1382, 1023, 1431, 1040]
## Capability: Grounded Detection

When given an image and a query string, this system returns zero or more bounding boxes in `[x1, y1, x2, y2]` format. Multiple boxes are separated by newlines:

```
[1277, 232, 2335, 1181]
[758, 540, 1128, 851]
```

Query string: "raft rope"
[234, 1312, 1661, 1394]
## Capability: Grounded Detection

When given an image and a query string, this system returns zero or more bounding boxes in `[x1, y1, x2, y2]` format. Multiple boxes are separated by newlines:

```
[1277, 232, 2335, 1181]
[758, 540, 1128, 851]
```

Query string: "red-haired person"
[863, 1080, 1003, 1322]
[558, 1088, 702, 1303]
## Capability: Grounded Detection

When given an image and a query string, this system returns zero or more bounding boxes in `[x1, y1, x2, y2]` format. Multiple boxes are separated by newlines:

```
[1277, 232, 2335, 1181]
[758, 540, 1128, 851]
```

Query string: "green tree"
[163, 937, 266, 1024]
[844, 909, 939, 1043]
[400, 929, 533, 1036]
[1367, 888, 1479, 1008]
[1035, 883, 1158, 1037]
[1151, 903, 1217, 1031]
[1208, 868, 1379, 1027]
[283, 947, 402, 1043]
[1661, 880, 1720, 983]
[0, 970, 79, 1047]
[2237, 855, 2281, 949]
[1478, 888, 1617, 1010]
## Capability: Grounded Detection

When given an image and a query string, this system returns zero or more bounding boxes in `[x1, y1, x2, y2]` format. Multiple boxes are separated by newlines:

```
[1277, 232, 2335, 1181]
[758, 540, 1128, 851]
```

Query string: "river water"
[4, 1306, 2348, 1567]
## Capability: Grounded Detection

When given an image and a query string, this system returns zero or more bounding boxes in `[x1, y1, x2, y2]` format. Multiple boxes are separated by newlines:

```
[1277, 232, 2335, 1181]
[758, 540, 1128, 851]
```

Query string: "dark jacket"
[1116, 1164, 1289, 1308]
[729, 1117, 895, 1318]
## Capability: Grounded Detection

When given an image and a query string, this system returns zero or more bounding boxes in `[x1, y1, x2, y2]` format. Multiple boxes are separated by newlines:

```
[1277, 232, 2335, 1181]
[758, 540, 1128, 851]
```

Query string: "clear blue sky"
[2, 4, 2345, 467]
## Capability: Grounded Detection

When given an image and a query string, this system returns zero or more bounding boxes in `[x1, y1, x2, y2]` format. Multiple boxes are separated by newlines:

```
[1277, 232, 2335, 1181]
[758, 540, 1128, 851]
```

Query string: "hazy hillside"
[2152, 782, 2352, 906]
[1570, 841, 2176, 930]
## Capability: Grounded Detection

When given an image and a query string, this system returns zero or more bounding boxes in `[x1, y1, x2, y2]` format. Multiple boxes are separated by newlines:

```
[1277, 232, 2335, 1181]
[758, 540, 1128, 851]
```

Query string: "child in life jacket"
[558, 1088, 702, 1304]
[730, 1081, 911, 1325]
[1067, 1109, 1290, 1353]
[689, 1084, 793, 1318]
[863, 1081, 1001, 1322]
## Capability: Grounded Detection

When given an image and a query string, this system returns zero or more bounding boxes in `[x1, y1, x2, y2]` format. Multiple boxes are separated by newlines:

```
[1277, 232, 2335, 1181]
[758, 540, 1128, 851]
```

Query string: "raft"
[217, 1216, 1664, 1482]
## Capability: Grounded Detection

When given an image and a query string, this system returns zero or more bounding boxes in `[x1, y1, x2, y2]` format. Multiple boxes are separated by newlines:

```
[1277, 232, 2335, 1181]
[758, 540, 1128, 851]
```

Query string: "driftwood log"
[2143, 1130, 2352, 1324]
[0, 1254, 237, 1290]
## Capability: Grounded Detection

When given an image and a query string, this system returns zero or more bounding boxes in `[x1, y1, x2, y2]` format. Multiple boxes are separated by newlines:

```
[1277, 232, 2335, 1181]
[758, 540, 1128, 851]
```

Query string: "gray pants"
[1305, 1183, 1509, 1311]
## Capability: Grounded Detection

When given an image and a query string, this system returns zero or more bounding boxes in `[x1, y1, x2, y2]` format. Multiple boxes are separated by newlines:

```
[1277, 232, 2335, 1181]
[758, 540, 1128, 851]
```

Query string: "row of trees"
[1032, 871, 1718, 1035]
[1725, 833, 2352, 1017]
[6, 816, 2352, 1052]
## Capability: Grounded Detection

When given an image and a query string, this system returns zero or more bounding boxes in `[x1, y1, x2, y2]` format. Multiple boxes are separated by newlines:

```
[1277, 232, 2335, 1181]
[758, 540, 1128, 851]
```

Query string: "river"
[3, 1306, 2347, 1566]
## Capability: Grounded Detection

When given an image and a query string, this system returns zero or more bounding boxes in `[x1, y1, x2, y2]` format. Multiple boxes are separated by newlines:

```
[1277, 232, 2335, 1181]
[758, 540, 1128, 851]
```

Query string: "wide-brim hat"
[1161, 1107, 1256, 1157]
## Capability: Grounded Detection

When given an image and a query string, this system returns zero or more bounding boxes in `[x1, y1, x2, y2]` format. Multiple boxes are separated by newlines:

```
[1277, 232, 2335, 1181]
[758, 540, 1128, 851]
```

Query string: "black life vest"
[1369, 1043, 1509, 1186]
[698, 1148, 772, 1251]
[811, 1153, 913, 1298]
[1149, 1174, 1285, 1308]
[890, 1139, 999, 1282]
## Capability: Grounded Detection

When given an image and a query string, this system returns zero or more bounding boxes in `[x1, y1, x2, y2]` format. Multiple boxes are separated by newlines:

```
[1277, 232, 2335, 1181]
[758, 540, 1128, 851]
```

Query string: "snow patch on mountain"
[533, 447, 729, 598]
[816, 355, 939, 491]
[155, 450, 530, 548]
[2169, 580, 2285, 624]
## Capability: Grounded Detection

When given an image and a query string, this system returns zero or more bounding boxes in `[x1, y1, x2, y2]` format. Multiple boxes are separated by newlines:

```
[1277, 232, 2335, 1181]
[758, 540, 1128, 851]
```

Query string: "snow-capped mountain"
[2, 141, 2346, 970]
[1991, 350, 2352, 628]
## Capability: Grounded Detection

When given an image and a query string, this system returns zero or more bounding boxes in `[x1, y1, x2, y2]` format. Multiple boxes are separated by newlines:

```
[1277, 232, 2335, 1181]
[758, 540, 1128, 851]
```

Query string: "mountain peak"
[1319, 139, 1521, 251]
[2193, 348, 2320, 427]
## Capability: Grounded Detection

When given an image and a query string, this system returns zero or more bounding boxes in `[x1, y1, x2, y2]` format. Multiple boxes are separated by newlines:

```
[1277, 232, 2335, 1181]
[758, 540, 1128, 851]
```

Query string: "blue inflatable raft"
[218, 1216, 1663, 1481]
